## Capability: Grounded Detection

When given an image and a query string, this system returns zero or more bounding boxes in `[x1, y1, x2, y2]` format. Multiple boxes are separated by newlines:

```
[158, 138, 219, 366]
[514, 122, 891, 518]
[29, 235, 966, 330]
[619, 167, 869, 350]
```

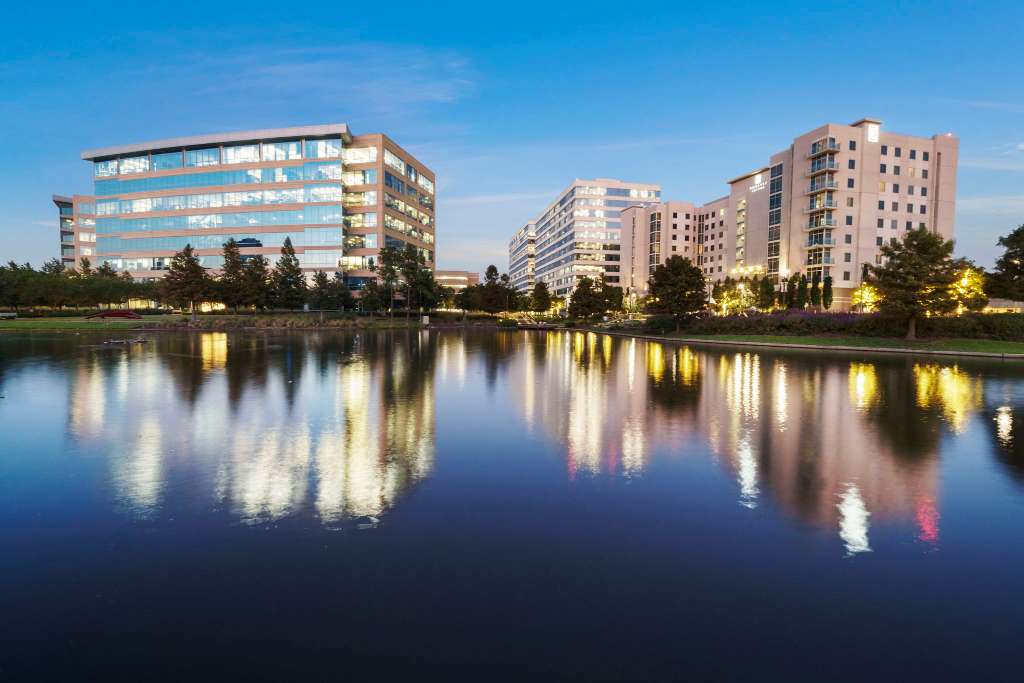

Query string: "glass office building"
[76, 124, 435, 287]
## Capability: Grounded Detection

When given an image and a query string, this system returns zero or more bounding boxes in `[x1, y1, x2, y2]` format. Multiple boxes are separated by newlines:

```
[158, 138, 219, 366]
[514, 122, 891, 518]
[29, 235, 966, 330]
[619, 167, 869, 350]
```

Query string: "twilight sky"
[2, 0, 1022, 274]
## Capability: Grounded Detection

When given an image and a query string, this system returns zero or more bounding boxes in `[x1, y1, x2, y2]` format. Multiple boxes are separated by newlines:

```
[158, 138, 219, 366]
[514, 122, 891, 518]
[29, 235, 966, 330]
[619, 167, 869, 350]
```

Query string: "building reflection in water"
[505, 331, 1014, 553]
[66, 331, 435, 527]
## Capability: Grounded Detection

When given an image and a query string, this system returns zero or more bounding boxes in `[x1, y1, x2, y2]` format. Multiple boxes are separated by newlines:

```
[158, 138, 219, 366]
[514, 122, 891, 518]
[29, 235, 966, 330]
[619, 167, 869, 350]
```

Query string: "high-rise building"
[618, 119, 958, 308]
[515, 179, 660, 298]
[619, 200, 700, 294]
[68, 124, 434, 287]
[508, 221, 536, 292]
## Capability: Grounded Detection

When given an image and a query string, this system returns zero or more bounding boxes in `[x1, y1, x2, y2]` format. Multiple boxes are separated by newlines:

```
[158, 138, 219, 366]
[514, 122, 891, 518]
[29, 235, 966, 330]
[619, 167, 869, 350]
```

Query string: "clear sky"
[2, 0, 1022, 274]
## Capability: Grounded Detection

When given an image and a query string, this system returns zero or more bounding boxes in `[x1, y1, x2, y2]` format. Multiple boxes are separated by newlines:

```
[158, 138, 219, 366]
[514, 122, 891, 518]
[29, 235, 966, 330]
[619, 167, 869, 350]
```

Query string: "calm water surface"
[1, 330, 1022, 679]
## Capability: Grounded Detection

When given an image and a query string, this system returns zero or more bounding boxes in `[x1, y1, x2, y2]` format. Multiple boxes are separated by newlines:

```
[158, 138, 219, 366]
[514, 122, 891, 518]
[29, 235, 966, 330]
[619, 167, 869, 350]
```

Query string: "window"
[895, 147, 902, 158]
[843, 271, 851, 281]
[922, 169, 929, 179]
[876, 236, 883, 246]
[892, 202, 898, 211]
[879, 181, 886, 192]
[847, 197, 855, 207]
[891, 219, 898, 229]
[384, 149, 405, 173]
[305, 138, 341, 158]
[94, 160, 118, 177]
[894, 165, 901, 176]
[844, 252, 852, 262]
[118, 155, 149, 174]
[847, 178, 855, 188]
[907, 204, 913, 213]
[906, 221, 913, 230]
[893, 184, 900, 193]
[877, 218, 884, 228]
[920, 205, 927, 214]
[342, 147, 378, 164]
[880, 164, 887, 173]
[672, 212, 678, 218]
[152, 152, 182, 170]
[845, 234, 853, 244]
[845, 215, 853, 226]
[262, 141, 302, 160]
[186, 148, 220, 167]
[849, 140, 857, 151]
[923, 151, 930, 162]
[848, 159, 856, 169]
[910, 149, 917, 160]
[878, 200, 885, 210]
[222, 144, 259, 164]
[919, 222, 926, 229]
[908, 185, 915, 195]
[881, 145, 888, 155]
[921, 187, 928, 197]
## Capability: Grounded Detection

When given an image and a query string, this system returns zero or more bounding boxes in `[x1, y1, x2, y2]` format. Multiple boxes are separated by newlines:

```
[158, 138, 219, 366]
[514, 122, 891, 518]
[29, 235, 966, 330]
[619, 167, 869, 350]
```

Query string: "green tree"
[218, 238, 247, 311]
[359, 280, 386, 313]
[600, 279, 624, 313]
[810, 271, 822, 308]
[796, 274, 809, 309]
[271, 237, 306, 310]
[646, 256, 706, 325]
[866, 228, 960, 339]
[241, 255, 272, 310]
[374, 246, 402, 316]
[785, 272, 799, 309]
[41, 258, 65, 275]
[988, 224, 1024, 300]
[159, 245, 212, 322]
[309, 270, 332, 321]
[330, 273, 355, 311]
[531, 281, 552, 313]
[568, 276, 605, 319]
[822, 275, 834, 310]
[757, 276, 775, 310]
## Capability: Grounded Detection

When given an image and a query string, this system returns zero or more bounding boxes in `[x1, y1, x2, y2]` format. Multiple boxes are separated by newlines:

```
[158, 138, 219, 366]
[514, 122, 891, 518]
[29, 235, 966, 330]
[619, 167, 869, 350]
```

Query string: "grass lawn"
[671, 333, 1024, 355]
[0, 316, 179, 330]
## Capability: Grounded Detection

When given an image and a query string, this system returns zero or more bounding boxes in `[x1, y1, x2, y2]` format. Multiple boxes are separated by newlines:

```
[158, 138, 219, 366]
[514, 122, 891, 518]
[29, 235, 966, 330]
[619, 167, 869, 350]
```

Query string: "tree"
[822, 276, 834, 310]
[484, 265, 499, 285]
[41, 258, 65, 275]
[646, 256, 706, 325]
[785, 273, 799, 309]
[757, 276, 775, 310]
[599, 279, 624, 313]
[951, 265, 988, 314]
[851, 283, 879, 313]
[810, 271, 822, 308]
[866, 228, 960, 339]
[241, 255, 272, 310]
[359, 280, 386, 313]
[309, 270, 332, 320]
[397, 245, 442, 315]
[568, 276, 605, 319]
[271, 237, 306, 309]
[79, 257, 93, 278]
[159, 245, 211, 322]
[330, 273, 355, 311]
[218, 238, 247, 311]
[374, 246, 402, 316]
[530, 281, 552, 313]
[796, 274, 809, 309]
[988, 224, 1024, 300]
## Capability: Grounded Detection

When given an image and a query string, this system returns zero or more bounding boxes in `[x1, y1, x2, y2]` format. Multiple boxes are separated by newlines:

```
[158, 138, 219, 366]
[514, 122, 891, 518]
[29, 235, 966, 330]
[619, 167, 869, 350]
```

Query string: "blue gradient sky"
[2, 0, 1022, 273]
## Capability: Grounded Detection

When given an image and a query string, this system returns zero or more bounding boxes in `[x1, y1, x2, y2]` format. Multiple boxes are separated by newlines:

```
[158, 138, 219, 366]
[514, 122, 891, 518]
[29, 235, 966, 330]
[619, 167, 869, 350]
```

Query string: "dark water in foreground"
[1, 330, 1023, 680]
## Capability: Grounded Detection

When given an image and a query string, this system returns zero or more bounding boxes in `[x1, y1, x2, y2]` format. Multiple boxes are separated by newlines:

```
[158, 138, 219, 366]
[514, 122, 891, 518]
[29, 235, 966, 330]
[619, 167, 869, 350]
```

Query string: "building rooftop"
[81, 123, 352, 161]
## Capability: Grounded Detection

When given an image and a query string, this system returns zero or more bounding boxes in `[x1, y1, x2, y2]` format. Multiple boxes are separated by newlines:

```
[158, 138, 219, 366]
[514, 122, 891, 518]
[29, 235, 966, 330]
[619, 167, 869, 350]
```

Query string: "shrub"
[643, 315, 677, 334]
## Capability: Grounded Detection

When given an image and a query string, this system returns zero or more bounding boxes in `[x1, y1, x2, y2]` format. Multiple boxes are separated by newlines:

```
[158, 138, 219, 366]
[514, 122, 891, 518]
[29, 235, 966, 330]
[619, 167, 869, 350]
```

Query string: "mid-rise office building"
[515, 179, 660, 298]
[435, 270, 480, 290]
[618, 118, 958, 307]
[53, 194, 96, 269]
[65, 124, 434, 287]
[508, 221, 536, 292]
[619, 200, 700, 294]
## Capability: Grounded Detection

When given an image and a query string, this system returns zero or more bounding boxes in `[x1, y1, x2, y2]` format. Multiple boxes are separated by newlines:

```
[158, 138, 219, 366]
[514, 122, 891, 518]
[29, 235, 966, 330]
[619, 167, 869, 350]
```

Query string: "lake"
[1, 329, 1022, 680]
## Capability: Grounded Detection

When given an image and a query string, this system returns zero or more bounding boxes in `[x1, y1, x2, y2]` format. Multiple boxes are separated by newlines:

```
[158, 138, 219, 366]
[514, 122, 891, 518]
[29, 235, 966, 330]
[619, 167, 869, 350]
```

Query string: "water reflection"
[5, 328, 1023, 549]
[504, 331, 1024, 552]
[63, 331, 435, 525]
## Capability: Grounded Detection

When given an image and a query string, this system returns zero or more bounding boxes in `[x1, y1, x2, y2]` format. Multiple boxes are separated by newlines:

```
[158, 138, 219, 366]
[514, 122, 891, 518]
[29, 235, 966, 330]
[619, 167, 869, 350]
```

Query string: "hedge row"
[641, 311, 1024, 340]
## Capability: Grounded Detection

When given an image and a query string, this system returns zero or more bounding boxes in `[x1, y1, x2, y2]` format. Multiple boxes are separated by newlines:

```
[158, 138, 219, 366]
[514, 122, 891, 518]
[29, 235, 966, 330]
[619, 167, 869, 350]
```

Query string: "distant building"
[52, 194, 96, 270]
[508, 221, 536, 292]
[63, 123, 435, 287]
[509, 179, 661, 298]
[617, 118, 958, 308]
[435, 270, 480, 290]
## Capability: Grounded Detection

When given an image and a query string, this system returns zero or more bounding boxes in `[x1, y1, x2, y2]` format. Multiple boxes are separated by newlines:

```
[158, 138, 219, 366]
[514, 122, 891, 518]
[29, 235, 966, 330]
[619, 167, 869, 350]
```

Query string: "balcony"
[806, 159, 839, 176]
[806, 256, 835, 266]
[806, 141, 841, 158]
[805, 180, 839, 195]
[805, 238, 837, 248]
[803, 201, 838, 213]
[806, 218, 837, 229]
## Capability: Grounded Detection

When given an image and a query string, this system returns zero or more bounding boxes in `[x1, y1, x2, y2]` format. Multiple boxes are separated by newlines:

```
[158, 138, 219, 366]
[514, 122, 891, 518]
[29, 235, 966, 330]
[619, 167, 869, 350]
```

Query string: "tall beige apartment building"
[621, 118, 958, 308]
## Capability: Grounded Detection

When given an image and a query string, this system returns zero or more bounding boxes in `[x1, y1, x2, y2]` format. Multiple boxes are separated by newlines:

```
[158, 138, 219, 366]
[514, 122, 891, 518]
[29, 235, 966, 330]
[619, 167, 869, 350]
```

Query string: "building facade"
[519, 178, 660, 298]
[616, 119, 958, 308]
[508, 221, 536, 292]
[619, 200, 700, 295]
[435, 270, 480, 291]
[69, 124, 434, 287]
[53, 194, 97, 270]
